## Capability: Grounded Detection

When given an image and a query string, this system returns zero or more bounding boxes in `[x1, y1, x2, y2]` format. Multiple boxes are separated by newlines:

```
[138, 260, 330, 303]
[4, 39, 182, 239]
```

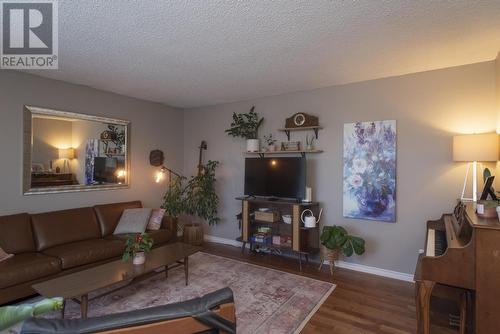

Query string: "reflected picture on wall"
[85, 139, 99, 185]
[343, 120, 397, 222]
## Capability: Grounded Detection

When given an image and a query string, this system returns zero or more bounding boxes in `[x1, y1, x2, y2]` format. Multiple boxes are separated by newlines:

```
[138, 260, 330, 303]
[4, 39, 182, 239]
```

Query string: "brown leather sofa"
[0, 201, 177, 305]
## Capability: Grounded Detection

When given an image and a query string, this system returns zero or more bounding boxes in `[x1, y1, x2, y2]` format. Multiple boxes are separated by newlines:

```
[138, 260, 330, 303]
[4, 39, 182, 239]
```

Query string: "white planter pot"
[133, 252, 146, 265]
[268, 144, 276, 152]
[247, 139, 260, 152]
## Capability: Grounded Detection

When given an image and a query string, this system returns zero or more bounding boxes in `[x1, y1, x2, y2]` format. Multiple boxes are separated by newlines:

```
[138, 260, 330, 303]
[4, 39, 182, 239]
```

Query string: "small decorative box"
[254, 211, 280, 223]
[281, 141, 301, 151]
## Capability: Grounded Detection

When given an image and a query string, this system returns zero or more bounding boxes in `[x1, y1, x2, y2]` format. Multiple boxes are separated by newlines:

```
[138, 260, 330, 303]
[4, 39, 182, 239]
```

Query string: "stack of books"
[251, 227, 272, 244]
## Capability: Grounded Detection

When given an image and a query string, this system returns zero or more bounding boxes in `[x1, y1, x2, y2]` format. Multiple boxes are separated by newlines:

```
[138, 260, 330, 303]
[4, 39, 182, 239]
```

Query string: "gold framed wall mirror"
[23, 106, 130, 195]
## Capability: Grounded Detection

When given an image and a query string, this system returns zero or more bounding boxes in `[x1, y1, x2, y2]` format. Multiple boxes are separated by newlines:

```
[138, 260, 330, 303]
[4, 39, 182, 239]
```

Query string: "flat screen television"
[93, 157, 123, 184]
[244, 157, 306, 200]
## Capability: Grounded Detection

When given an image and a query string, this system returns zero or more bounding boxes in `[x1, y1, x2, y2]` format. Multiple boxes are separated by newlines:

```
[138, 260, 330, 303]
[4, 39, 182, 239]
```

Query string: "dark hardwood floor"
[203, 242, 457, 334]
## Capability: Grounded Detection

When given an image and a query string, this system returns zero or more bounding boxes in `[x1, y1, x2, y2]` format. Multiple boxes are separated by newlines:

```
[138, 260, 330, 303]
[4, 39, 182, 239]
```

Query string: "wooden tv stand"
[236, 197, 320, 271]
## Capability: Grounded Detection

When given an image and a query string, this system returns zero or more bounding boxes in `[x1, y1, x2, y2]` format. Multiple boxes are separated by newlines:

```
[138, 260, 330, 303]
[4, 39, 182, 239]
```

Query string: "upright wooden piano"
[415, 201, 500, 333]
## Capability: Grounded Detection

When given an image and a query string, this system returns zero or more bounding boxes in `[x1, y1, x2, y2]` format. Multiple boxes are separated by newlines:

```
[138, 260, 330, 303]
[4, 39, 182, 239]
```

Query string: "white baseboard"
[333, 260, 414, 282]
[204, 235, 414, 283]
[204, 235, 246, 248]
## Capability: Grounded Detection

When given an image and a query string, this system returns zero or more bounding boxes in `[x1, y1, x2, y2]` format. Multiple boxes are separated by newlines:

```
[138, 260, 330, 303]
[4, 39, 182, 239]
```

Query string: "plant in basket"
[122, 233, 154, 265]
[319, 225, 365, 275]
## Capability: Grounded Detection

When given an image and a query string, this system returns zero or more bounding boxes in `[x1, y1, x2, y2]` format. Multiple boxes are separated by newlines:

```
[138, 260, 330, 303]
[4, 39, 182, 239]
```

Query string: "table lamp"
[58, 148, 75, 173]
[453, 133, 499, 202]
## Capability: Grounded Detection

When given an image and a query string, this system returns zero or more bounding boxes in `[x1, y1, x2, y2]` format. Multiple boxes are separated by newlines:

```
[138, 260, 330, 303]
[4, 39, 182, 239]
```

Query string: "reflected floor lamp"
[453, 133, 499, 202]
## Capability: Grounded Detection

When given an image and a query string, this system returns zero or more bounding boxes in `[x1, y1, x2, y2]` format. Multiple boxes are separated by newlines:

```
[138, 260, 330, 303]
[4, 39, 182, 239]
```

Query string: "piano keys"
[426, 228, 447, 257]
[415, 201, 500, 333]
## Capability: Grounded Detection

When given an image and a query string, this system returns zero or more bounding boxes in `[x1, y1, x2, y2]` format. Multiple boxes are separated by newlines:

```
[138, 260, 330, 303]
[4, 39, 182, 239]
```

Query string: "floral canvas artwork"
[343, 120, 396, 222]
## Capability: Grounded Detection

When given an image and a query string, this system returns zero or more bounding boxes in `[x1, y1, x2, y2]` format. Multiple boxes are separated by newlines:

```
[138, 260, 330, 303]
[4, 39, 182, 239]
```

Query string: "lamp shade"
[58, 148, 75, 160]
[453, 133, 499, 162]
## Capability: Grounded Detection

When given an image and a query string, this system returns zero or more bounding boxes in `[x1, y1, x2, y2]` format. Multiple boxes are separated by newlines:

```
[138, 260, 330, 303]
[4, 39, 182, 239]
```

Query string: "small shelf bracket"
[258, 152, 265, 158]
[280, 127, 321, 141]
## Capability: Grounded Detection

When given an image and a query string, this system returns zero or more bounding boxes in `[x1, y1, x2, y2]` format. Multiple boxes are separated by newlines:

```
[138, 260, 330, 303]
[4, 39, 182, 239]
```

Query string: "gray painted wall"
[0, 62, 497, 275]
[0, 71, 184, 215]
[183, 61, 498, 274]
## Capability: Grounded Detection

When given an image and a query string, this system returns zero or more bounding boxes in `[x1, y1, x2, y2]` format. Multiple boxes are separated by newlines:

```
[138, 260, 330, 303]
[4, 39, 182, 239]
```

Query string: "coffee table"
[32, 242, 202, 319]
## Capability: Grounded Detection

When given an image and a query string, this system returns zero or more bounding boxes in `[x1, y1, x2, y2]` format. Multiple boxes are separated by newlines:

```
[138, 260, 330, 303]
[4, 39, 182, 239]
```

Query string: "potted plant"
[162, 175, 188, 236]
[225, 106, 264, 152]
[263, 134, 277, 152]
[161, 161, 220, 245]
[122, 233, 154, 265]
[183, 160, 220, 245]
[319, 225, 365, 275]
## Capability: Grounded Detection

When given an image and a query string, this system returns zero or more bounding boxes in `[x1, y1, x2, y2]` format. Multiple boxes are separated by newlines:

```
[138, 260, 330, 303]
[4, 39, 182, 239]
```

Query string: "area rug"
[7, 252, 335, 334]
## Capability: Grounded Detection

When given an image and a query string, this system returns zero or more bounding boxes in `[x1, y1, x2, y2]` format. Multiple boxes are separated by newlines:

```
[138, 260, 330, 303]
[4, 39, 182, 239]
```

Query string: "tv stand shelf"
[236, 197, 320, 271]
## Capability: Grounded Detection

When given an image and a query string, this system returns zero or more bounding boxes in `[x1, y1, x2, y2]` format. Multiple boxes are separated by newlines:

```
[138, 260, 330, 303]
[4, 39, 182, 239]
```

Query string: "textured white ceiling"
[30, 0, 500, 108]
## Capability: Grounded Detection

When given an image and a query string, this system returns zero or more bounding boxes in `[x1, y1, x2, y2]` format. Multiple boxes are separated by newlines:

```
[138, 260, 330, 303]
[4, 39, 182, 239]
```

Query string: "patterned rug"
[7, 252, 335, 334]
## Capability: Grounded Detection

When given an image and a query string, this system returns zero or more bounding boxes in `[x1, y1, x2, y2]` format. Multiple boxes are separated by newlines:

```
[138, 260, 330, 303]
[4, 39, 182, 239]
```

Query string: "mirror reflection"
[25, 106, 129, 194]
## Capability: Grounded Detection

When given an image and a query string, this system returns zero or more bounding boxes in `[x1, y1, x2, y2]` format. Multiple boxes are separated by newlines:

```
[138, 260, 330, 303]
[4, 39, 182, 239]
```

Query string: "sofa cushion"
[94, 201, 143, 237]
[0, 253, 61, 289]
[113, 208, 152, 235]
[43, 239, 125, 270]
[147, 209, 165, 230]
[0, 213, 36, 254]
[31, 207, 101, 251]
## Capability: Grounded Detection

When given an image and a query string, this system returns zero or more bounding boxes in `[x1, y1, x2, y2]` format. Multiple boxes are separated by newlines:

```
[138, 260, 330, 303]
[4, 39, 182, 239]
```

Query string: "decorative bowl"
[282, 215, 292, 224]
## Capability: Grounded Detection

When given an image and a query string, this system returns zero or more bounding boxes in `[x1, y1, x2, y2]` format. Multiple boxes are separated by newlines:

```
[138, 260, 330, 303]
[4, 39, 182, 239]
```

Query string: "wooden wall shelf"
[278, 126, 323, 141]
[244, 150, 323, 158]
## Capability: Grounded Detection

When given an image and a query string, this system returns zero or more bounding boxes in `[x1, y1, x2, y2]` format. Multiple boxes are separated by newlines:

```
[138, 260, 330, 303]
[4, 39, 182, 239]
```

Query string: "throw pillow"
[0, 246, 13, 263]
[147, 208, 165, 230]
[113, 208, 152, 235]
